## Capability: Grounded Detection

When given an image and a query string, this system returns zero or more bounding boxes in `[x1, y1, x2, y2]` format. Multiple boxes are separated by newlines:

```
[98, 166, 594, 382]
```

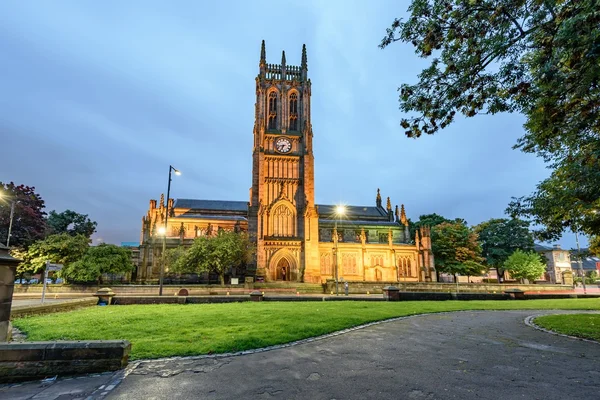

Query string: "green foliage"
[380, 1, 599, 155]
[381, 1, 600, 240]
[503, 250, 546, 282]
[431, 222, 484, 277]
[0, 182, 47, 249]
[534, 314, 600, 342]
[61, 244, 134, 283]
[409, 213, 465, 239]
[161, 246, 187, 272]
[173, 231, 254, 285]
[473, 218, 534, 276]
[589, 236, 600, 257]
[46, 209, 97, 239]
[506, 154, 600, 241]
[19, 233, 89, 276]
[13, 299, 600, 360]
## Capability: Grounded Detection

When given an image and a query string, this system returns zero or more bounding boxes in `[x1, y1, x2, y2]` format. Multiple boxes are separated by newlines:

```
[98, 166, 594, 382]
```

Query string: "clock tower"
[248, 41, 320, 282]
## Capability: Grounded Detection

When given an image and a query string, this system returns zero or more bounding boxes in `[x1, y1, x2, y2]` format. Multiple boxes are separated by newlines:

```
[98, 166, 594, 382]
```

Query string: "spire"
[301, 44, 307, 69]
[400, 204, 408, 226]
[386, 197, 392, 211]
[281, 50, 286, 66]
[395, 205, 400, 222]
[376, 188, 382, 208]
[260, 40, 266, 65]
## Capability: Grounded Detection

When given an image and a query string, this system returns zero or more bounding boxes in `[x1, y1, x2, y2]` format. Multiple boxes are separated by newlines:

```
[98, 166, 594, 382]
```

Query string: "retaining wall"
[0, 340, 131, 383]
[10, 298, 98, 318]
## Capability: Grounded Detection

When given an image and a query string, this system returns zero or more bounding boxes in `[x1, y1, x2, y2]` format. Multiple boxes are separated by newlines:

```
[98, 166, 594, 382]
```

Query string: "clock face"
[275, 137, 292, 153]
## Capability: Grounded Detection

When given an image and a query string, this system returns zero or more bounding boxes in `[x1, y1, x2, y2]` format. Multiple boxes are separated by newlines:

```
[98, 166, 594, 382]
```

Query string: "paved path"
[110, 310, 599, 400]
[2, 310, 599, 399]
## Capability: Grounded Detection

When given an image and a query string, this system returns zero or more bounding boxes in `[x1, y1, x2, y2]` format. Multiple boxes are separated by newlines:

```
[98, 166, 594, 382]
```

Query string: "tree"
[506, 151, 600, 240]
[473, 218, 534, 280]
[381, 1, 600, 240]
[61, 244, 133, 283]
[589, 236, 600, 257]
[431, 222, 484, 280]
[503, 250, 546, 283]
[410, 213, 465, 239]
[0, 182, 47, 248]
[380, 1, 599, 156]
[46, 209, 97, 238]
[19, 233, 89, 277]
[173, 231, 254, 285]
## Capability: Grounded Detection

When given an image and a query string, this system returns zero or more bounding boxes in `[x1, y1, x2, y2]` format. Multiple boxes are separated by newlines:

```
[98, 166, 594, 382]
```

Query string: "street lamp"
[0, 191, 17, 248]
[333, 205, 346, 296]
[574, 230, 587, 295]
[159, 165, 181, 296]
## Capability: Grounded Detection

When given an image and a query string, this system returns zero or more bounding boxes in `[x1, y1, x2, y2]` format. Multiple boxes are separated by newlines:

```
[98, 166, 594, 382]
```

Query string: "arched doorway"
[277, 258, 289, 281]
[268, 250, 298, 282]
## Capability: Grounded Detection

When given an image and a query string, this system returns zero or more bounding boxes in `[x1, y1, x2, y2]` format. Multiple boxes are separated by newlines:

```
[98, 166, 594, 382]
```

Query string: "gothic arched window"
[268, 92, 278, 130]
[289, 92, 298, 131]
[272, 203, 294, 237]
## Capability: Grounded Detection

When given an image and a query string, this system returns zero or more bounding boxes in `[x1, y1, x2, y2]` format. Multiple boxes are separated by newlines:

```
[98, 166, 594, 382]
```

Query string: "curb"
[524, 312, 600, 345]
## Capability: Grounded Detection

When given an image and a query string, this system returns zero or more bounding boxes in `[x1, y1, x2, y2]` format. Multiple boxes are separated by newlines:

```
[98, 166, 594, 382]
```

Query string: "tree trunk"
[219, 273, 225, 286]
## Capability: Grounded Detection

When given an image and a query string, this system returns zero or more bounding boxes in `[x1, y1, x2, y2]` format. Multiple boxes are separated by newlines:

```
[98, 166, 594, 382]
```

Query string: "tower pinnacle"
[301, 44, 307, 69]
[260, 40, 266, 65]
[281, 50, 286, 66]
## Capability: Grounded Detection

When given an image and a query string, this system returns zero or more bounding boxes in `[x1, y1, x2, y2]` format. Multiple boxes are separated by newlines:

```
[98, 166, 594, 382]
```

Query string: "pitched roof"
[317, 204, 389, 220]
[174, 199, 248, 212]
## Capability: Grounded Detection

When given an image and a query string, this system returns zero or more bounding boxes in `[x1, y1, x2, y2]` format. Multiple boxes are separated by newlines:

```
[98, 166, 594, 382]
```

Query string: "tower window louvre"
[268, 92, 278, 130]
[289, 92, 298, 131]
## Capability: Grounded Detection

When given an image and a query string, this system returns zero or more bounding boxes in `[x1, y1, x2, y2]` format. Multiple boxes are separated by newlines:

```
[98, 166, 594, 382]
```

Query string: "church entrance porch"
[267, 249, 299, 282]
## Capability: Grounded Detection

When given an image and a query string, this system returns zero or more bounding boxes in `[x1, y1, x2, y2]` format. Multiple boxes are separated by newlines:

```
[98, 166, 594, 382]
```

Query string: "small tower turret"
[301, 44, 308, 80]
[259, 40, 266, 76]
[376, 188, 382, 208]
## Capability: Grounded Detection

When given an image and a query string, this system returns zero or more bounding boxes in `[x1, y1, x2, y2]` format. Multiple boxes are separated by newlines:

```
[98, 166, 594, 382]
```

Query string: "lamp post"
[159, 165, 181, 296]
[0, 192, 17, 248]
[574, 230, 587, 295]
[333, 205, 346, 296]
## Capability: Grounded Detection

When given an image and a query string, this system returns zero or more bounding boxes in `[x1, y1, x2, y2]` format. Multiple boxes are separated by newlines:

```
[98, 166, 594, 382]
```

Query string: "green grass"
[534, 314, 600, 341]
[13, 299, 600, 360]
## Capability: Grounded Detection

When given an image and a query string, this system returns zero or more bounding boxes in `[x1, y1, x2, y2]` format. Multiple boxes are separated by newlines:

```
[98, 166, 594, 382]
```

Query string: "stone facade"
[138, 41, 435, 283]
[536, 244, 574, 284]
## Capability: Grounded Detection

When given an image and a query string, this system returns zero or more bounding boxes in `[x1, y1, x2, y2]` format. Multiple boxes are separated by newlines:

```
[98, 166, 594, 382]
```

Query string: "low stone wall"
[325, 281, 573, 294]
[10, 297, 98, 318]
[0, 340, 131, 383]
[13, 283, 325, 296]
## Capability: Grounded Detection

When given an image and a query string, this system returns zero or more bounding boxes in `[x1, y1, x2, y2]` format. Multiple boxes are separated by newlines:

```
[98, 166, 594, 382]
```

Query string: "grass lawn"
[534, 314, 600, 342]
[13, 299, 600, 360]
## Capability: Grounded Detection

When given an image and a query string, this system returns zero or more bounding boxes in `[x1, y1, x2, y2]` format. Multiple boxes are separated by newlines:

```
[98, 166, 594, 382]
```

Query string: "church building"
[138, 41, 436, 284]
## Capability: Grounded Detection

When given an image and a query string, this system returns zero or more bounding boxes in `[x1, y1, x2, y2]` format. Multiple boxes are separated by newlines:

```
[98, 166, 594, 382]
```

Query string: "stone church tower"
[247, 41, 320, 282]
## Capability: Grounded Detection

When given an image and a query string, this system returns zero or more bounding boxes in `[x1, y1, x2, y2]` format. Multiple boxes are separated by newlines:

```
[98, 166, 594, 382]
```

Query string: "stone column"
[0, 244, 20, 342]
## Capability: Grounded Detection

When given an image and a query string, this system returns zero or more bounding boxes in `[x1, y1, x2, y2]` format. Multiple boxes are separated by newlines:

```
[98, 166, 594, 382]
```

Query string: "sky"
[0, 0, 583, 249]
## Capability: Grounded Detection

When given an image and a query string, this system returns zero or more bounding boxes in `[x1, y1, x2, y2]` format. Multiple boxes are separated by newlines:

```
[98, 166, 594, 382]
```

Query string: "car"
[45, 278, 52, 284]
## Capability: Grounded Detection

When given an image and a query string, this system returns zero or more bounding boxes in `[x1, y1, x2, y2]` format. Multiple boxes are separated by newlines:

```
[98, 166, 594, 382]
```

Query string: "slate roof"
[174, 199, 248, 212]
[317, 204, 389, 220]
[318, 219, 400, 227]
[173, 214, 248, 221]
[571, 256, 600, 271]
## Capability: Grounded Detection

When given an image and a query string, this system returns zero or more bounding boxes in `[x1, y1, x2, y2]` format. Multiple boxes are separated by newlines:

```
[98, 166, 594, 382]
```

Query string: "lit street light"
[0, 191, 18, 248]
[159, 165, 181, 296]
[333, 205, 346, 296]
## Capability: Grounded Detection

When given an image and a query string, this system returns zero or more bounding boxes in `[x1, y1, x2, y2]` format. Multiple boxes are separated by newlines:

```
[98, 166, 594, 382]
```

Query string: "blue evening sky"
[0, 1, 582, 248]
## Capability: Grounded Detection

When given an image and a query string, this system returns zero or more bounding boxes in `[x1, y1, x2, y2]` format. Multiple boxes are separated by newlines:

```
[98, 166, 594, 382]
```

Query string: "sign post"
[41, 262, 63, 304]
